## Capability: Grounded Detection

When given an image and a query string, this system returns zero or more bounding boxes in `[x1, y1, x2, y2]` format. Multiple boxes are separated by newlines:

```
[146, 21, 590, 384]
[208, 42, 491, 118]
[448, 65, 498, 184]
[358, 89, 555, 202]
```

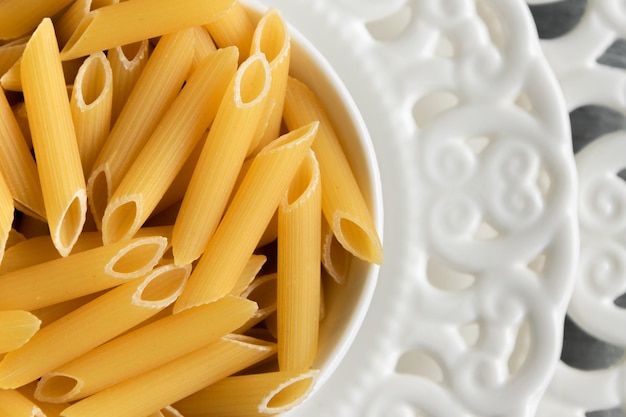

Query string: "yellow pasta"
[61, 335, 276, 417]
[70, 52, 113, 176]
[229, 254, 268, 296]
[30, 293, 104, 328]
[0, 388, 45, 417]
[11, 101, 32, 149]
[61, 0, 237, 60]
[21, 18, 86, 257]
[101, 46, 238, 244]
[205, 0, 255, 64]
[173, 121, 318, 312]
[237, 273, 278, 333]
[0, 310, 41, 353]
[108, 40, 150, 124]
[248, 8, 291, 155]
[0, 170, 14, 263]
[0, 0, 74, 40]
[87, 29, 195, 228]
[149, 406, 184, 417]
[37, 296, 257, 402]
[174, 370, 319, 416]
[284, 77, 383, 264]
[277, 149, 321, 371]
[0, 86, 45, 219]
[0, 236, 168, 311]
[55, 0, 120, 48]
[0, 263, 190, 389]
[19, 382, 70, 417]
[0, 37, 26, 78]
[321, 217, 353, 284]
[172, 52, 271, 265]
[190, 26, 217, 71]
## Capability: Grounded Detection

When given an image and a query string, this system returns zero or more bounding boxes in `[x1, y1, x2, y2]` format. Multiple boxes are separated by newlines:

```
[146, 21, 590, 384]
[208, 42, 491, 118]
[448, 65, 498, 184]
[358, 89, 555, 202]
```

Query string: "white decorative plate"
[258, 0, 579, 415]
[526, 1, 626, 416]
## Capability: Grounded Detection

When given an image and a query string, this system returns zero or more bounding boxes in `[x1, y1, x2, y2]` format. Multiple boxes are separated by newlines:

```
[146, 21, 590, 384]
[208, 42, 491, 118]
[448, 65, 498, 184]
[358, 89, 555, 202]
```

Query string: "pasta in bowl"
[0, 0, 382, 415]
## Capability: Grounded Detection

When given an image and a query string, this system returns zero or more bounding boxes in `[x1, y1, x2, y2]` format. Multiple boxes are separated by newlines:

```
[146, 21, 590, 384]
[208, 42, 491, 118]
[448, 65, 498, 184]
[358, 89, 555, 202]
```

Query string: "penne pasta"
[21, 18, 86, 256]
[0, 0, 74, 40]
[0, 87, 45, 219]
[277, 149, 322, 371]
[174, 370, 319, 416]
[30, 292, 104, 328]
[0, 263, 190, 389]
[148, 405, 184, 417]
[0, 236, 168, 311]
[248, 8, 291, 155]
[172, 52, 271, 265]
[61, 0, 237, 60]
[205, 0, 255, 64]
[237, 273, 278, 333]
[5, 228, 26, 250]
[0, 388, 45, 417]
[229, 254, 268, 296]
[321, 217, 353, 284]
[56, 0, 120, 47]
[37, 296, 257, 402]
[0, 170, 14, 263]
[87, 29, 195, 228]
[0, 310, 41, 353]
[284, 77, 383, 265]
[108, 40, 150, 124]
[70, 52, 113, 176]
[101, 46, 238, 245]
[61, 335, 276, 417]
[190, 26, 217, 71]
[0, 37, 26, 78]
[173, 121, 318, 312]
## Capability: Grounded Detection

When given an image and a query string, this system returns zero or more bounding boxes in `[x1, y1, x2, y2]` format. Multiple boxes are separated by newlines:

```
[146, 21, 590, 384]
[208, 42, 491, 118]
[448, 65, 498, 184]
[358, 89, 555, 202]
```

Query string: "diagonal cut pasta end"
[0, 310, 41, 353]
[35, 372, 82, 404]
[101, 194, 142, 245]
[86, 163, 111, 230]
[104, 236, 168, 279]
[132, 263, 191, 309]
[52, 189, 87, 257]
[259, 370, 319, 414]
[332, 212, 384, 265]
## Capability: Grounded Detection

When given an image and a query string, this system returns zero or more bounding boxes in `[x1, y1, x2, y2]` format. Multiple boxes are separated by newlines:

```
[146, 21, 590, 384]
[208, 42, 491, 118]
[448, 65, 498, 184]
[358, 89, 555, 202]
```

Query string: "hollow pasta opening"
[88, 168, 109, 226]
[57, 193, 86, 255]
[103, 199, 138, 244]
[120, 41, 145, 63]
[237, 57, 269, 105]
[337, 216, 381, 264]
[38, 374, 79, 401]
[286, 152, 317, 206]
[266, 377, 314, 410]
[78, 55, 108, 106]
[257, 11, 287, 63]
[139, 266, 188, 302]
[110, 240, 164, 275]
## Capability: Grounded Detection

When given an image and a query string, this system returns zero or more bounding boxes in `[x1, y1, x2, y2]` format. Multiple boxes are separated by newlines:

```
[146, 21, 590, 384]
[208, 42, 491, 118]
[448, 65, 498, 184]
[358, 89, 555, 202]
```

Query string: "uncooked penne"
[0, 263, 190, 389]
[229, 254, 267, 296]
[0, 0, 74, 40]
[205, 0, 255, 64]
[190, 26, 217, 71]
[172, 52, 271, 265]
[102, 47, 238, 244]
[321, 217, 352, 284]
[0, 388, 45, 417]
[30, 292, 104, 328]
[87, 29, 195, 228]
[248, 8, 291, 155]
[0, 310, 41, 353]
[61, 335, 276, 417]
[174, 370, 319, 416]
[108, 40, 150, 124]
[70, 52, 113, 175]
[173, 122, 318, 312]
[61, 0, 237, 60]
[36, 296, 257, 402]
[237, 273, 277, 333]
[278, 149, 321, 370]
[0, 236, 167, 311]
[0, 37, 26, 78]
[284, 77, 383, 264]
[0, 170, 14, 263]
[18, 382, 70, 417]
[21, 18, 86, 256]
[0, 87, 45, 219]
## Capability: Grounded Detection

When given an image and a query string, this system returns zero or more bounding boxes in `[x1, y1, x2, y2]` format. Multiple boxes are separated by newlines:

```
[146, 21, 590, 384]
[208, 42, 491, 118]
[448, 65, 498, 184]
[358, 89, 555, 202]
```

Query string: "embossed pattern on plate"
[527, 1, 626, 416]
[258, 0, 578, 415]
